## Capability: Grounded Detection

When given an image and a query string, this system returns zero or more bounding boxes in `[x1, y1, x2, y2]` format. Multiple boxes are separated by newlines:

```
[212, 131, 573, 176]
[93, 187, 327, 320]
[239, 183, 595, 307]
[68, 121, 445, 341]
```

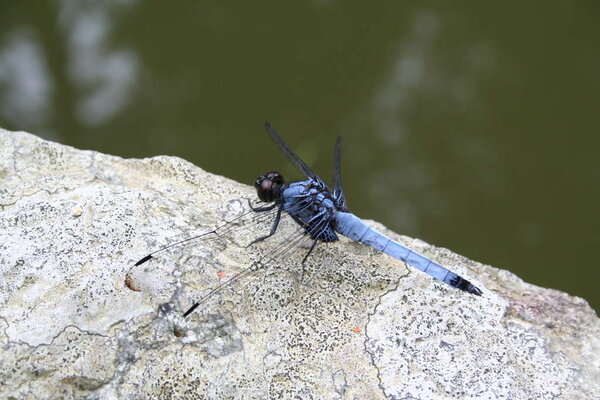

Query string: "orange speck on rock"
[352, 327, 362, 334]
[217, 271, 226, 279]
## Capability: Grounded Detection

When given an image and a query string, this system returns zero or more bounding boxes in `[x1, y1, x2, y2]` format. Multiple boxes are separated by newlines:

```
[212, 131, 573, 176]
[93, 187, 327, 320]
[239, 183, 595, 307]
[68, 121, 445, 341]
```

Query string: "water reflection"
[0, 0, 138, 136]
[370, 11, 444, 232]
[373, 11, 440, 145]
[0, 29, 53, 136]
[59, 1, 138, 126]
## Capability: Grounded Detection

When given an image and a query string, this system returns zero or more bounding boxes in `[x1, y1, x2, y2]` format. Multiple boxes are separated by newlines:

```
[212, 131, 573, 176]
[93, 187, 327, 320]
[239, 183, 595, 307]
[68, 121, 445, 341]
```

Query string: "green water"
[1, 1, 598, 311]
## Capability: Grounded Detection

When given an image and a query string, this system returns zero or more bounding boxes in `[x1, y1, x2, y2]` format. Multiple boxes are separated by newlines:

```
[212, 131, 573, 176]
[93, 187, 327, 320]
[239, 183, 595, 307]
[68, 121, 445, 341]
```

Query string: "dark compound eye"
[255, 171, 285, 202]
[266, 171, 284, 185]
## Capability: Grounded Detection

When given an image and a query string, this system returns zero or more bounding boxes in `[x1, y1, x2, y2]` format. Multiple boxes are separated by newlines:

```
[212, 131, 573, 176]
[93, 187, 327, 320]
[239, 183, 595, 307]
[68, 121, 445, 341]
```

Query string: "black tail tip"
[468, 285, 483, 296]
[134, 255, 153, 266]
[182, 303, 199, 318]
[265, 121, 272, 129]
[451, 276, 483, 296]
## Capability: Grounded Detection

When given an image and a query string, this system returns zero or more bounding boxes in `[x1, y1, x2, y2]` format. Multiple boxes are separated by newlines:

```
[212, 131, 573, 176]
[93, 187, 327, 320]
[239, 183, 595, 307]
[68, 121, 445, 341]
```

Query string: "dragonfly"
[131, 122, 482, 318]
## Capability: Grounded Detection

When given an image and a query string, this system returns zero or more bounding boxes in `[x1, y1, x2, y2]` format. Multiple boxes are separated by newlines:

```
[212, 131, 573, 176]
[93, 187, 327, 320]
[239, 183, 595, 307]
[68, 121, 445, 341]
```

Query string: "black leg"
[247, 206, 283, 247]
[247, 199, 277, 212]
[300, 240, 318, 281]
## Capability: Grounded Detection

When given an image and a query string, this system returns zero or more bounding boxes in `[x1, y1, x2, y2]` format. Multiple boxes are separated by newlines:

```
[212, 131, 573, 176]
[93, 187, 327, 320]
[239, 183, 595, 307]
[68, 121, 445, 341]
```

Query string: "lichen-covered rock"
[1, 128, 598, 399]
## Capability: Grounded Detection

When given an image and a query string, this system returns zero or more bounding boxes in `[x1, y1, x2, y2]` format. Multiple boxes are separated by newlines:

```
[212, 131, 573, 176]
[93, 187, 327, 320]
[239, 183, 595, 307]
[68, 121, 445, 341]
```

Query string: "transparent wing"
[332, 135, 347, 210]
[265, 122, 329, 187]
[126, 198, 330, 317]
[182, 196, 338, 316]
[182, 219, 315, 316]
[128, 201, 280, 272]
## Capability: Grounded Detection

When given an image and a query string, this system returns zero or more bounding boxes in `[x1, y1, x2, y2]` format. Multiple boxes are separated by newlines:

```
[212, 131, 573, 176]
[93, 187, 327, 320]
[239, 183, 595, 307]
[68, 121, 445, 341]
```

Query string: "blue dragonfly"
[131, 123, 482, 317]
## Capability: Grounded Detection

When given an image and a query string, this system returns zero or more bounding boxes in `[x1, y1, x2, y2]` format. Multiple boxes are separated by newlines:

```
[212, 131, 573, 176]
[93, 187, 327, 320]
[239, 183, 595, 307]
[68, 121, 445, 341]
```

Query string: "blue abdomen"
[333, 212, 482, 295]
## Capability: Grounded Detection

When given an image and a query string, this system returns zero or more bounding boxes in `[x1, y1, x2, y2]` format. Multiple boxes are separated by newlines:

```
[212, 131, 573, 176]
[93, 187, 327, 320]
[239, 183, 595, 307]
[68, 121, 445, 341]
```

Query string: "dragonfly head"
[255, 171, 285, 202]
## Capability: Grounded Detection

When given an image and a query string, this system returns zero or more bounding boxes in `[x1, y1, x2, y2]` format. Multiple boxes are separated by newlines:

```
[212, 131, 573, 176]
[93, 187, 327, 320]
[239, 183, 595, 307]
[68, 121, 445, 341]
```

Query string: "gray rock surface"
[1, 128, 598, 399]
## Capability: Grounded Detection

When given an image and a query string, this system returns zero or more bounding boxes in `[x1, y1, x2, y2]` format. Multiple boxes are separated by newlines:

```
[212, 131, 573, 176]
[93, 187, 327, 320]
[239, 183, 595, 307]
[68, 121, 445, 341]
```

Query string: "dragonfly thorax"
[255, 171, 285, 203]
[281, 180, 339, 242]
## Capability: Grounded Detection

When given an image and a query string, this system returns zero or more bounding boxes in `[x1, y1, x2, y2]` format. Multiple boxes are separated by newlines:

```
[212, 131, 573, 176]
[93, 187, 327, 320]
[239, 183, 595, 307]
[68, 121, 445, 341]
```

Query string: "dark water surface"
[1, 1, 598, 311]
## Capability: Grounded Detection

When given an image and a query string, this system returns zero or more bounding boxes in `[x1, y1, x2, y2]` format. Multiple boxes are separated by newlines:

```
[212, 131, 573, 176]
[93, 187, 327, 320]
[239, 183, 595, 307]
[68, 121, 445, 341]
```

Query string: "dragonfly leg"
[300, 240, 318, 281]
[246, 206, 283, 247]
[247, 199, 278, 212]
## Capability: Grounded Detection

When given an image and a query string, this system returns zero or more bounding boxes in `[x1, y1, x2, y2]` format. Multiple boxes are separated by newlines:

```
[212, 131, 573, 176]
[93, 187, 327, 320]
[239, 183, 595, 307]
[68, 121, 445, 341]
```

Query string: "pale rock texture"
[0, 128, 598, 399]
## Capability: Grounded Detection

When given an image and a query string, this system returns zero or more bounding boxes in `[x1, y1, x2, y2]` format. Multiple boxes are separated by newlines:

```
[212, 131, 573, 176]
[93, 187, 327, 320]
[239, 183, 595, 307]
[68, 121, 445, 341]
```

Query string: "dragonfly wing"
[183, 215, 317, 316]
[129, 202, 280, 271]
[332, 135, 347, 210]
[128, 198, 320, 316]
[265, 122, 328, 187]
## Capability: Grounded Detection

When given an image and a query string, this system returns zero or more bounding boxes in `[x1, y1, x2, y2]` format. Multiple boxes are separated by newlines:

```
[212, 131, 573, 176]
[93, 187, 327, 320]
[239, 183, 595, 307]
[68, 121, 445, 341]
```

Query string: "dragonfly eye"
[255, 171, 284, 202]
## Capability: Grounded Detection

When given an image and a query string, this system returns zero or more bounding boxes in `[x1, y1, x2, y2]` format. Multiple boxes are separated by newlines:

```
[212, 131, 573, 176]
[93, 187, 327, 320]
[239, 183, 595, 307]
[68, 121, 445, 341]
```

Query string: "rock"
[0, 127, 598, 399]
